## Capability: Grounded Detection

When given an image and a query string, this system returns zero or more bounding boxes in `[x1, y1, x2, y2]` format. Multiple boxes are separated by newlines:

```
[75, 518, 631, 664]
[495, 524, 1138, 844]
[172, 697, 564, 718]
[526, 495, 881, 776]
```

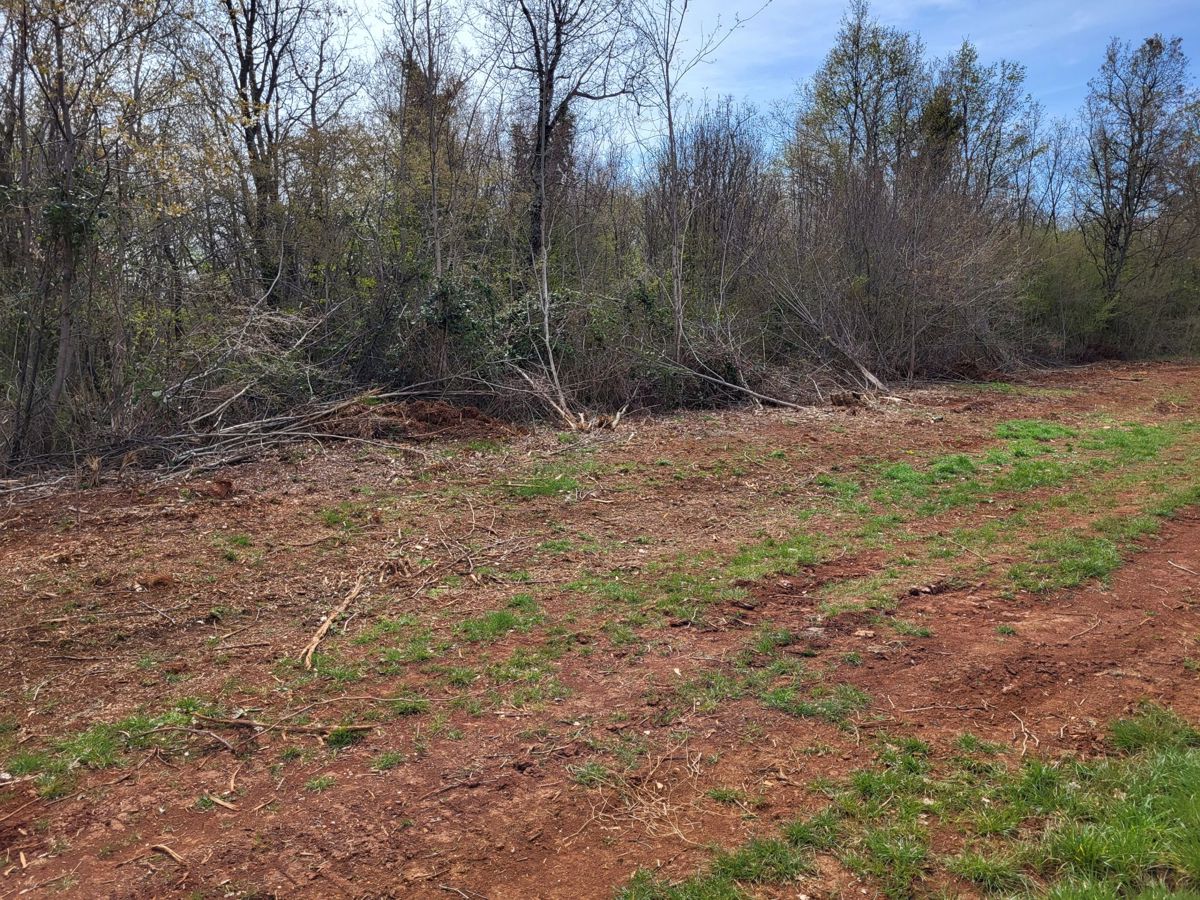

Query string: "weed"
[325, 727, 366, 750]
[785, 809, 841, 850]
[372, 751, 406, 771]
[761, 682, 871, 725]
[706, 786, 764, 808]
[888, 619, 932, 638]
[457, 598, 540, 643]
[568, 761, 613, 787]
[1109, 702, 1199, 752]
[318, 502, 369, 530]
[390, 693, 431, 716]
[354, 615, 417, 645]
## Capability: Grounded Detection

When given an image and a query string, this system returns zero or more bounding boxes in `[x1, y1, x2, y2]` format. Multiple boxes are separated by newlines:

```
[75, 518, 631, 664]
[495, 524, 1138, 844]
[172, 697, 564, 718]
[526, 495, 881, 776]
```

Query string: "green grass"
[706, 787, 765, 808]
[371, 750, 406, 771]
[318, 501, 370, 529]
[461, 611, 521, 640]
[995, 419, 1077, 442]
[1010, 533, 1123, 592]
[760, 682, 871, 725]
[377, 629, 448, 670]
[619, 838, 811, 898]
[619, 705, 1200, 898]
[325, 726, 366, 749]
[4, 700, 216, 798]
[505, 464, 584, 498]
[354, 615, 417, 645]
[568, 760, 613, 786]
[1082, 424, 1175, 462]
[1109, 701, 1200, 752]
[389, 692, 431, 716]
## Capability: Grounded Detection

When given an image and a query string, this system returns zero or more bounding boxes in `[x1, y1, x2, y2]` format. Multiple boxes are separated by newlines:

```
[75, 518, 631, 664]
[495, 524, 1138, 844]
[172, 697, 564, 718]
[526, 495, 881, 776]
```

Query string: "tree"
[1078, 35, 1192, 301]
[482, 0, 641, 423]
[3, 0, 165, 461]
[632, 0, 758, 360]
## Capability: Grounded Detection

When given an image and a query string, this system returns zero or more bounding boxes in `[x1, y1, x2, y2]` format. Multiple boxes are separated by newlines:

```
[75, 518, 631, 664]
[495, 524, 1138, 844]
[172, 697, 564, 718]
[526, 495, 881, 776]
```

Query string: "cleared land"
[2, 362, 1200, 898]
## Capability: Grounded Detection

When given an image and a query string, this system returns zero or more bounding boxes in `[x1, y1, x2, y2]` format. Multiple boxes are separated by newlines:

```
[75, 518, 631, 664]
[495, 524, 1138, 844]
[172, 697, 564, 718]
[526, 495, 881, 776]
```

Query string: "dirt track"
[2, 362, 1199, 898]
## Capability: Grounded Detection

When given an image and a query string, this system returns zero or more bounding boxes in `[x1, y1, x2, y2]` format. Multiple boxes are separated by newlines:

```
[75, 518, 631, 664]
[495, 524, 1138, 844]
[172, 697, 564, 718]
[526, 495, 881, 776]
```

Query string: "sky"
[668, 0, 1200, 120]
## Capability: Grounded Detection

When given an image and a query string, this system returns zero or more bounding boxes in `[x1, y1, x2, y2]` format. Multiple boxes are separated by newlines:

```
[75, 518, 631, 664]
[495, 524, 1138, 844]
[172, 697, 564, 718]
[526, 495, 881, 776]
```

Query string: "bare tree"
[481, 0, 641, 423]
[632, 0, 761, 359]
[1077, 35, 1191, 301]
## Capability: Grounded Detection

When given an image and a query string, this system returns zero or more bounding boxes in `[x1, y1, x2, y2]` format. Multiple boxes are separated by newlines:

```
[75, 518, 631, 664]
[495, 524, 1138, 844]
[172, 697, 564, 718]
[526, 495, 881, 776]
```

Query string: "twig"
[1067, 616, 1101, 640]
[193, 715, 372, 737]
[0, 797, 40, 824]
[148, 725, 237, 754]
[301, 576, 365, 669]
[1169, 560, 1198, 576]
[1010, 710, 1039, 756]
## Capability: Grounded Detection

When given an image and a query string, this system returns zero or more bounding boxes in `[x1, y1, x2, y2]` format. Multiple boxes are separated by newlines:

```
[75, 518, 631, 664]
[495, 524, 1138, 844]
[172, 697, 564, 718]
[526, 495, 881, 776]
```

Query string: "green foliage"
[318, 502, 370, 530]
[784, 810, 841, 850]
[761, 682, 871, 725]
[568, 761, 613, 786]
[456, 605, 538, 642]
[389, 693, 431, 716]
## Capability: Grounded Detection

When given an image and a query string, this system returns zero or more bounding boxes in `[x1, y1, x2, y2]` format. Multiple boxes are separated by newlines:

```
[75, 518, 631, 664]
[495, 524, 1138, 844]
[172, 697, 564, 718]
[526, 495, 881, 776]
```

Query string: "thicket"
[0, 0, 1197, 466]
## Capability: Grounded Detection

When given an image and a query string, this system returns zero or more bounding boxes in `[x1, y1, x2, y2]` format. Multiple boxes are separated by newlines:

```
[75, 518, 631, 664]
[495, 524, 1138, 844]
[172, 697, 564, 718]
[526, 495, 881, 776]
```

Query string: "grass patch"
[371, 750, 406, 771]
[619, 838, 810, 897]
[1082, 424, 1175, 462]
[622, 705, 1200, 897]
[456, 601, 540, 643]
[504, 464, 585, 498]
[760, 682, 871, 725]
[4, 700, 217, 798]
[318, 501, 370, 530]
[305, 775, 335, 792]
[995, 419, 1077, 442]
[1010, 533, 1122, 592]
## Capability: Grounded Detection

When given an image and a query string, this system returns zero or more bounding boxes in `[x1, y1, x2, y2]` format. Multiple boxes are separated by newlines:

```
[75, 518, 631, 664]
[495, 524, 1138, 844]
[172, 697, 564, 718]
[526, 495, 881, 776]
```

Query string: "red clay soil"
[1, 362, 1199, 898]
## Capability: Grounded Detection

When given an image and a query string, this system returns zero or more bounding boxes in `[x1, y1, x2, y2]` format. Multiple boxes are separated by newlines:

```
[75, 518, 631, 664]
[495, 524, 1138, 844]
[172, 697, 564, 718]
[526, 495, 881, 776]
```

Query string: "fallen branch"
[301, 576, 365, 669]
[151, 844, 186, 864]
[118, 844, 186, 868]
[1067, 615, 1102, 640]
[656, 354, 806, 410]
[194, 715, 372, 737]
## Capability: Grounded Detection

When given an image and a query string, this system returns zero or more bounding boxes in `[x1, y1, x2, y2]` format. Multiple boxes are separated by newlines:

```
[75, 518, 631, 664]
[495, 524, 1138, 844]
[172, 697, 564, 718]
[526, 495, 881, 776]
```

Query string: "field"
[3, 362, 1200, 899]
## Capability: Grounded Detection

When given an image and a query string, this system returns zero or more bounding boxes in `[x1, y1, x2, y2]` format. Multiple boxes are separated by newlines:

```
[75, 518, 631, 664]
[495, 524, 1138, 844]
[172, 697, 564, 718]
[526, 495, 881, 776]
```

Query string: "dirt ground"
[2, 362, 1199, 898]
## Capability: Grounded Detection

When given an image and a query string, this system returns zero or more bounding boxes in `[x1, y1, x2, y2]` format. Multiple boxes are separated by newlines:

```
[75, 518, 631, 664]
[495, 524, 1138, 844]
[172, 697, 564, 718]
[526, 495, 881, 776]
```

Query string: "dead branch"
[301, 576, 365, 669]
[194, 715, 373, 736]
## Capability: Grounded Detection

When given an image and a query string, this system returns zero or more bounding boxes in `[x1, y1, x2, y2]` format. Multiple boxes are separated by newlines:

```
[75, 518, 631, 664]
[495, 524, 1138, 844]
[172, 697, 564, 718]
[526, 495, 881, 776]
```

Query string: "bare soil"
[2, 362, 1199, 898]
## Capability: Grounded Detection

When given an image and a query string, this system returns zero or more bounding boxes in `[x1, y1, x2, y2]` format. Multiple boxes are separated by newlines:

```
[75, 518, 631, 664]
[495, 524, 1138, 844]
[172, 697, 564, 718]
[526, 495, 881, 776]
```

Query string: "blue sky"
[672, 0, 1199, 120]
